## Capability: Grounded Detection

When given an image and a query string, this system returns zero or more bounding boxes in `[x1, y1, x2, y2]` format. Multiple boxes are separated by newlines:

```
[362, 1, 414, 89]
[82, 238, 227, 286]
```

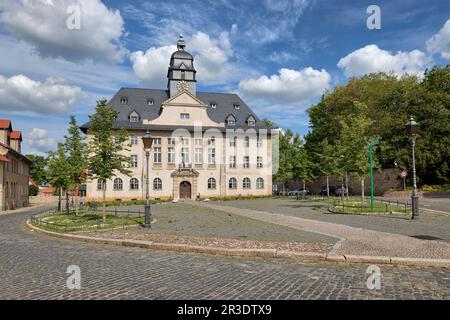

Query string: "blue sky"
[0, 0, 449, 155]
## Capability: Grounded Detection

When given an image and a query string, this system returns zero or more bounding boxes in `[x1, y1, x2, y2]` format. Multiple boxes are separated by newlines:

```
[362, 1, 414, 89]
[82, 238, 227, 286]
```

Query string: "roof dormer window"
[226, 115, 236, 126]
[210, 103, 217, 109]
[147, 99, 154, 106]
[247, 115, 256, 127]
[129, 111, 140, 123]
[233, 104, 240, 110]
[120, 97, 128, 104]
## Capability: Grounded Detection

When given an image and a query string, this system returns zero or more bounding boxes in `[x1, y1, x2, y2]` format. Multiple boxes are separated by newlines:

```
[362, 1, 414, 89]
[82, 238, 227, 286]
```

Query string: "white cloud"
[337, 44, 431, 77]
[23, 128, 58, 155]
[0, 74, 82, 115]
[426, 19, 450, 60]
[238, 67, 331, 103]
[130, 31, 234, 87]
[129, 45, 176, 88]
[0, 0, 127, 63]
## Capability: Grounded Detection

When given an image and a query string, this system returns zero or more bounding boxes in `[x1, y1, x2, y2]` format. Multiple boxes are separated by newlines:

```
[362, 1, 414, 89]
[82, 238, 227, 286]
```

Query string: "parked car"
[289, 188, 309, 196]
[319, 186, 336, 196]
[335, 186, 349, 196]
[275, 188, 290, 196]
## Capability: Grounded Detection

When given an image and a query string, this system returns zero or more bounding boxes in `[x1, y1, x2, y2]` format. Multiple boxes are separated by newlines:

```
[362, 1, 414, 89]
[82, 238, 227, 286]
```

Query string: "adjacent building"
[81, 36, 274, 201]
[0, 120, 31, 211]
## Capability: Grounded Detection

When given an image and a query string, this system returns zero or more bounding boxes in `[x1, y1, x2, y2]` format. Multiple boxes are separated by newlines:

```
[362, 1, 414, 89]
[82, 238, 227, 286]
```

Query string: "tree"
[306, 66, 450, 187]
[63, 116, 88, 214]
[26, 154, 48, 185]
[87, 99, 131, 221]
[313, 138, 339, 197]
[335, 102, 374, 203]
[47, 144, 73, 213]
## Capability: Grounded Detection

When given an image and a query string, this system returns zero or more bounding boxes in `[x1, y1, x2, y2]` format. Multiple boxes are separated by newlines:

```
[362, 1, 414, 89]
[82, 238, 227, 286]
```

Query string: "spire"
[177, 34, 185, 50]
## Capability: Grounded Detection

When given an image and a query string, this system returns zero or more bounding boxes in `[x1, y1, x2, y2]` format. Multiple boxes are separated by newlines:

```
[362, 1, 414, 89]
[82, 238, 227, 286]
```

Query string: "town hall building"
[82, 36, 274, 201]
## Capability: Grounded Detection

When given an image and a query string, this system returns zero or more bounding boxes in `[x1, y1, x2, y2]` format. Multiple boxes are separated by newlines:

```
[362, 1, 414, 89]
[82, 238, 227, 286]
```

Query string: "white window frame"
[208, 178, 216, 190]
[153, 147, 161, 163]
[229, 177, 237, 189]
[180, 113, 190, 119]
[195, 147, 203, 163]
[257, 156, 263, 168]
[113, 178, 123, 190]
[229, 156, 236, 168]
[130, 136, 138, 145]
[208, 148, 216, 164]
[130, 178, 139, 190]
[243, 156, 250, 168]
[130, 155, 138, 168]
[256, 178, 264, 189]
[153, 178, 162, 190]
[243, 177, 251, 189]
[168, 147, 175, 163]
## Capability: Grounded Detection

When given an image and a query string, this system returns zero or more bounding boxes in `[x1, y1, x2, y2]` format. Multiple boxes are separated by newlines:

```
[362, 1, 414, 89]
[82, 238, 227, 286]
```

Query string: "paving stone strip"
[194, 202, 450, 260]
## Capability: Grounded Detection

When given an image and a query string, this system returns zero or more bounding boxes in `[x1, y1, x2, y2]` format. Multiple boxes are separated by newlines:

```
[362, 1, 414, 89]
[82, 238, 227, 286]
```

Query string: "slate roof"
[81, 88, 268, 132]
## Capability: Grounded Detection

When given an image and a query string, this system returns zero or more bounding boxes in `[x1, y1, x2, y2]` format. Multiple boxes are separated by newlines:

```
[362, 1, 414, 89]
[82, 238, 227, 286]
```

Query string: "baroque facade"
[81, 36, 274, 201]
[0, 120, 30, 211]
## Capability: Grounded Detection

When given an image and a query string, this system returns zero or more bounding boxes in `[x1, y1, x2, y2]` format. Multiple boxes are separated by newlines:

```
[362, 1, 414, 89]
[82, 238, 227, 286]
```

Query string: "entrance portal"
[179, 181, 192, 199]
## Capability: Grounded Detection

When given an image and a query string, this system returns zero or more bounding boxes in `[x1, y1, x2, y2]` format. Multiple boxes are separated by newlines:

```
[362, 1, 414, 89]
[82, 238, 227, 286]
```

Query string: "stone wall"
[279, 168, 402, 196]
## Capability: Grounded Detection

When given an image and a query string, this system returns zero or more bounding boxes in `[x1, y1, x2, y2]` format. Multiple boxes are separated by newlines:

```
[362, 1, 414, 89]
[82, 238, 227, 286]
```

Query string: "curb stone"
[27, 220, 450, 268]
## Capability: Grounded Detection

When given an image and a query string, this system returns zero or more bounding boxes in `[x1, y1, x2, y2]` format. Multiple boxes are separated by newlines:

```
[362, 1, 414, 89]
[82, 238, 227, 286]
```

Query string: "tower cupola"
[167, 34, 197, 97]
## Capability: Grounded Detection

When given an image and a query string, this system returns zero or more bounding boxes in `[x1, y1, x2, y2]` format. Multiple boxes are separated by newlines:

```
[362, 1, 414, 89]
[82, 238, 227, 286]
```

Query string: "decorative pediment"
[170, 167, 200, 178]
[162, 89, 207, 108]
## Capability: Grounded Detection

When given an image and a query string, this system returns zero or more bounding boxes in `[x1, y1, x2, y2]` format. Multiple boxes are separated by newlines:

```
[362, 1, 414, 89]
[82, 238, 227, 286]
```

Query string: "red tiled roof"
[0, 155, 10, 162]
[10, 131, 22, 139]
[0, 120, 11, 129]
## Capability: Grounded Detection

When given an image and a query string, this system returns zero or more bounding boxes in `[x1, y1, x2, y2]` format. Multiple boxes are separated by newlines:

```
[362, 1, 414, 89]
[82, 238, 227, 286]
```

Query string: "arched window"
[226, 115, 236, 126]
[228, 177, 237, 189]
[130, 178, 139, 190]
[97, 179, 106, 190]
[208, 178, 216, 189]
[113, 178, 123, 190]
[243, 177, 251, 189]
[256, 178, 264, 189]
[153, 178, 162, 190]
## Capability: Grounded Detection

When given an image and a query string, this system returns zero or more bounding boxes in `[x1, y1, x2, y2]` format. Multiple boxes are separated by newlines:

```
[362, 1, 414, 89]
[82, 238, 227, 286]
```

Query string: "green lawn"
[330, 199, 411, 215]
[31, 212, 146, 232]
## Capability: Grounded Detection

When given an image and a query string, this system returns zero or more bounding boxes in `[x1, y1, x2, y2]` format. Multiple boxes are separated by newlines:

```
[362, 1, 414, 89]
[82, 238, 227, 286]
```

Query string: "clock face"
[177, 80, 189, 93]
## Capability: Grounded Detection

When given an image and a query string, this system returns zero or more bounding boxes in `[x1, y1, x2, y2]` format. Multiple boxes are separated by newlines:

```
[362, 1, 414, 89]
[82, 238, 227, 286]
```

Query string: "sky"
[0, 0, 449, 155]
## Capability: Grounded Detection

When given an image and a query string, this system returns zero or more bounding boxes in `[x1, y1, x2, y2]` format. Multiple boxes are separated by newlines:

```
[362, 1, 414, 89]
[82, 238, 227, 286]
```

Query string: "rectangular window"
[257, 138, 263, 147]
[180, 113, 190, 119]
[167, 137, 175, 145]
[181, 147, 190, 164]
[168, 147, 175, 163]
[195, 148, 202, 163]
[208, 148, 216, 164]
[181, 137, 189, 146]
[229, 136, 236, 147]
[244, 136, 250, 147]
[130, 136, 138, 145]
[243, 156, 250, 168]
[153, 138, 161, 145]
[257, 156, 263, 168]
[153, 147, 161, 163]
[130, 155, 138, 168]
[195, 138, 202, 146]
[229, 156, 236, 168]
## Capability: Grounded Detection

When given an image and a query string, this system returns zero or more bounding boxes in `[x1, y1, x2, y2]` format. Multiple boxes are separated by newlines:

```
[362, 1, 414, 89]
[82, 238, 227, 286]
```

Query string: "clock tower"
[167, 35, 197, 97]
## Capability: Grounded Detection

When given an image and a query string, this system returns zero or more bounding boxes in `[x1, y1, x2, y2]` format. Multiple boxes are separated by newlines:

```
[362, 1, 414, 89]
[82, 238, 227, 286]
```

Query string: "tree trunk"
[326, 176, 330, 197]
[58, 188, 62, 212]
[341, 177, 344, 203]
[345, 172, 349, 200]
[302, 179, 306, 198]
[361, 179, 365, 205]
[65, 190, 69, 214]
[102, 183, 106, 222]
[75, 184, 79, 216]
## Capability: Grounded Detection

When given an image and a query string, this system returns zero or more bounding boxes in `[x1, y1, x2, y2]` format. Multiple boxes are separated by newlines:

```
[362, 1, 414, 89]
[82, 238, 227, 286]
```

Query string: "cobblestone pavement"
[0, 208, 449, 299]
[194, 202, 450, 259]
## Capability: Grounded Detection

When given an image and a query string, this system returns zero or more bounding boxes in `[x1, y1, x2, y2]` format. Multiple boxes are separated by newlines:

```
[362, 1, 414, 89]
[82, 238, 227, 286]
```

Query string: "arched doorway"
[179, 181, 192, 199]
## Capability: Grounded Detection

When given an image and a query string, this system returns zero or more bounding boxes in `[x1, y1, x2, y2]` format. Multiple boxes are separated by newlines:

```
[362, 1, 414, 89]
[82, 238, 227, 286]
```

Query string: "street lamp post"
[142, 129, 154, 228]
[405, 117, 419, 219]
